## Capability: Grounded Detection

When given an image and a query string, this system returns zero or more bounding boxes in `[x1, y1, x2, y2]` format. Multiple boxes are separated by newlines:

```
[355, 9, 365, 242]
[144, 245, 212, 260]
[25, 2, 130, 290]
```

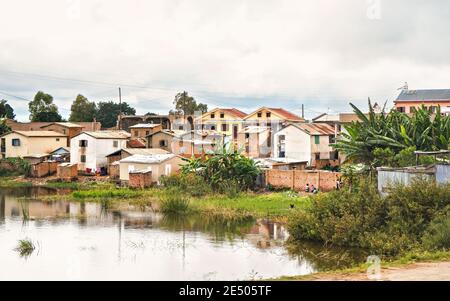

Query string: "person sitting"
[313, 187, 318, 194]
[305, 184, 310, 193]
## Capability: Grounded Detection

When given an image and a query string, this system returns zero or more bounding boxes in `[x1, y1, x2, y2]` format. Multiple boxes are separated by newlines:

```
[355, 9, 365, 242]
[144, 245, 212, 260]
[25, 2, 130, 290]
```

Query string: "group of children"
[304, 183, 318, 194]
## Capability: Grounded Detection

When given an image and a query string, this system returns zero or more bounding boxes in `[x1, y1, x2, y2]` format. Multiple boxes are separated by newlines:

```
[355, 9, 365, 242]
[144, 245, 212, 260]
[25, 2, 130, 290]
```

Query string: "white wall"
[274, 126, 312, 164]
[70, 134, 127, 171]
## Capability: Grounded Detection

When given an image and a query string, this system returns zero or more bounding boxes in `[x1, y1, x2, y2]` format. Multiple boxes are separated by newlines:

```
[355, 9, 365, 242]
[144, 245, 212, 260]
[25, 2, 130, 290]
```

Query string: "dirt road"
[308, 262, 450, 281]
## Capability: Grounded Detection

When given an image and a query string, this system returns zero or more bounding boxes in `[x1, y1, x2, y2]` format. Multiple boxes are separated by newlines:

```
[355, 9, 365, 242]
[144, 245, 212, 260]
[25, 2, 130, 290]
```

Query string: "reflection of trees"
[0, 194, 5, 223]
[285, 239, 368, 271]
[159, 213, 256, 243]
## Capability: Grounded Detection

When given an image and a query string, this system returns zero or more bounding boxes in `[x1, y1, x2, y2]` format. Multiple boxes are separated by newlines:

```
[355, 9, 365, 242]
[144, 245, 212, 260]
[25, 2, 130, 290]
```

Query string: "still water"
[0, 187, 365, 281]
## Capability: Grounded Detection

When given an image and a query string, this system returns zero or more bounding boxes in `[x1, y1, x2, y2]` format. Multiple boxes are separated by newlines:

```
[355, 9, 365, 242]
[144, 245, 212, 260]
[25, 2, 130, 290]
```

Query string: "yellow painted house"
[0, 131, 68, 159]
[195, 108, 247, 141]
[243, 107, 305, 128]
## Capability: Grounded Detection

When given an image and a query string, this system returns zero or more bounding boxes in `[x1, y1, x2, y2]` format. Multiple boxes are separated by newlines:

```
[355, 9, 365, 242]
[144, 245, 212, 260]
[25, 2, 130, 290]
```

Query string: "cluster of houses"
[1, 88, 450, 188]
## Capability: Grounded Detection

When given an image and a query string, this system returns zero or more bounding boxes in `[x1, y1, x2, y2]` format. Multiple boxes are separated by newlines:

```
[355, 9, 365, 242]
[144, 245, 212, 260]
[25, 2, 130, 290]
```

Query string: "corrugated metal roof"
[396, 89, 450, 102]
[119, 154, 176, 164]
[129, 123, 162, 129]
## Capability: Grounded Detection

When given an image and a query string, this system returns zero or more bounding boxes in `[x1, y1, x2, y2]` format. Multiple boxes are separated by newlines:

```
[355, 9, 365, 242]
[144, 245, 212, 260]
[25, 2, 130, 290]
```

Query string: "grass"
[0, 177, 33, 188]
[72, 189, 143, 199]
[189, 191, 311, 220]
[14, 239, 36, 258]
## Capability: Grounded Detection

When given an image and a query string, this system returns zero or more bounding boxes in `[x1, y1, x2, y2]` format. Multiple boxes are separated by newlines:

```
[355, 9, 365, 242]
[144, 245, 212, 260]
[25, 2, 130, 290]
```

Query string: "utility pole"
[301, 104, 304, 119]
[118, 87, 122, 130]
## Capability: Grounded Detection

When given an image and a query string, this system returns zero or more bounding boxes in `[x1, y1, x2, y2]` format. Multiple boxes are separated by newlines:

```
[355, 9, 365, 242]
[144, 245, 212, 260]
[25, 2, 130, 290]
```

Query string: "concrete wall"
[436, 165, 450, 184]
[265, 169, 341, 192]
[273, 126, 311, 163]
[377, 169, 434, 194]
[2, 133, 67, 158]
[119, 156, 183, 183]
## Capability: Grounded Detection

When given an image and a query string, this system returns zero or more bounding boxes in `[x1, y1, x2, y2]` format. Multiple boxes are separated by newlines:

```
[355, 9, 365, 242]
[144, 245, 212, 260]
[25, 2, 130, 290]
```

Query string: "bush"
[288, 179, 450, 257]
[0, 158, 31, 177]
[422, 212, 450, 251]
[159, 188, 190, 214]
[160, 174, 212, 197]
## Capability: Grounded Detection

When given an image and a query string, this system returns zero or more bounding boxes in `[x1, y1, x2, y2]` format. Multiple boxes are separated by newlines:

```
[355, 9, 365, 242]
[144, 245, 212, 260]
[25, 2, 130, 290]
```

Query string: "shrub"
[0, 158, 31, 177]
[288, 179, 450, 257]
[160, 173, 212, 197]
[159, 189, 190, 214]
[422, 212, 450, 251]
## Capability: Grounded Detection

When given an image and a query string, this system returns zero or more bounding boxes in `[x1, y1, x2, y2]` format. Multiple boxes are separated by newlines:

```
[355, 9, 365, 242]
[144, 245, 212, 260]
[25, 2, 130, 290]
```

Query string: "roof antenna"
[398, 82, 409, 91]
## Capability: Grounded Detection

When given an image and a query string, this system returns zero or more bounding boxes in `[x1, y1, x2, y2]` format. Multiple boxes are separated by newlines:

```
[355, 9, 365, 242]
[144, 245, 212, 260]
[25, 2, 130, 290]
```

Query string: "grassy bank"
[273, 250, 450, 281]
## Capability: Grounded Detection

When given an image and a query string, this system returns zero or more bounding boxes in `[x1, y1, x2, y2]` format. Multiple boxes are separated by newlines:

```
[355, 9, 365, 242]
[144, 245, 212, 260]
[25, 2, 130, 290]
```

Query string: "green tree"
[69, 94, 97, 122]
[0, 99, 15, 119]
[0, 117, 11, 135]
[173, 91, 208, 116]
[28, 91, 62, 122]
[96, 101, 136, 128]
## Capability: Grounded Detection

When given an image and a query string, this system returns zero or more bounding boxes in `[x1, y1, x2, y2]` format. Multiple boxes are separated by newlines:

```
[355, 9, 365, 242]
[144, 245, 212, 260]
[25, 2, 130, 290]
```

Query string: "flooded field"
[0, 187, 366, 281]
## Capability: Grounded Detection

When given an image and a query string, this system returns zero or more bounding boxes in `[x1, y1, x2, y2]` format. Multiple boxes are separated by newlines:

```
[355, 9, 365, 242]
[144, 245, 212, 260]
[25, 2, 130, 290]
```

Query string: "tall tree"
[0, 99, 15, 119]
[69, 94, 97, 122]
[0, 117, 11, 135]
[173, 91, 208, 116]
[28, 91, 62, 122]
[96, 101, 136, 128]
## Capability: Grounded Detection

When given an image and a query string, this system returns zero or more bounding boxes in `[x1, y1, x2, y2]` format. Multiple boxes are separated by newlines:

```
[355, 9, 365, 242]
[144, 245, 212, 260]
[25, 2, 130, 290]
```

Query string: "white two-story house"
[70, 131, 130, 172]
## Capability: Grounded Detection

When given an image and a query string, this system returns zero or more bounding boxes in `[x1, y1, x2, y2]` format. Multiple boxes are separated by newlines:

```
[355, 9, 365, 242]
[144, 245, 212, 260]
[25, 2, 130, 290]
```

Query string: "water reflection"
[0, 188, 365, 280]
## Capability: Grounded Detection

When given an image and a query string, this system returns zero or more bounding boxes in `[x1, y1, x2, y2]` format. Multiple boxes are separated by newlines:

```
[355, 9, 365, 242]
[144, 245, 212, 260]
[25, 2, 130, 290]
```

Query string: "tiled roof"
[222, 108, 247, 119]
[147, 129, 185, 138]
[269, 108, 304, 121]
[127, 138, 147, 148]
[106, 148, 170, 157]
[396, 89, 450, 102]
[294, 123, 335, 136]
[120, 154, 176, 164]
[239, 126, 270, 134]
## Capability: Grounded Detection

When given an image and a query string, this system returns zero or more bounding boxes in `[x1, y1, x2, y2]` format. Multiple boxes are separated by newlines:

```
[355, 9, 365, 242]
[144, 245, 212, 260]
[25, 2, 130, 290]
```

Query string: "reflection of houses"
[247, 220, 289, 249]
[119, 154, 183, 184]
[0, 131, 68, 160]
[237, 126, 271, 158]
[273, 123, 338, 168]
[70, 131, 130, 172]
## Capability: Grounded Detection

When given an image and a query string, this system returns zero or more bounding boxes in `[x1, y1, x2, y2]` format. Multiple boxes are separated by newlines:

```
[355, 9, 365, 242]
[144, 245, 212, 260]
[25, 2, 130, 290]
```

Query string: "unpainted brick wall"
[129, 171, 152, 189]
[265, 169, 341, 192]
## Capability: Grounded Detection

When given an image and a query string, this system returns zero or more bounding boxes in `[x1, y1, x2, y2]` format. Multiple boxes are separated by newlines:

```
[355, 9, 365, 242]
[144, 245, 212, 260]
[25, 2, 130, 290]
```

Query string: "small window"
[12, 139, 20, 147]
[220, 113, 225, 118]
[329, 135, 336, 144]
[159, 140, 168, 147]
[315, 153, 320, 160]
[145, 131, 150, 136]
[221, 124, 228, 132]
[211, 114, 215, 119]
[113, 141, 119, 148]
[266, 112, 271, 118]
[79, 140, 88, 147]
[257, 112, 262, 118]
[179, 139, 183, 147]
[80, 155, 86, 163]
[178, 126, 184, 130]
[314, 135, 320, 145]
[134, 130, 139, 137]
[62, 129, 66, 134]
[397, 107, 405, 113]
[266, 122, 272, 129]
[56, 138, 60, 142]
[211, 125, 216, 131]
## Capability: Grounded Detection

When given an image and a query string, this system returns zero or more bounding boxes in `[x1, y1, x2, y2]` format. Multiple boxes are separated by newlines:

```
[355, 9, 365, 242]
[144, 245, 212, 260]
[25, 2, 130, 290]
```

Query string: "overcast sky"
[1, 0, 450, 121]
